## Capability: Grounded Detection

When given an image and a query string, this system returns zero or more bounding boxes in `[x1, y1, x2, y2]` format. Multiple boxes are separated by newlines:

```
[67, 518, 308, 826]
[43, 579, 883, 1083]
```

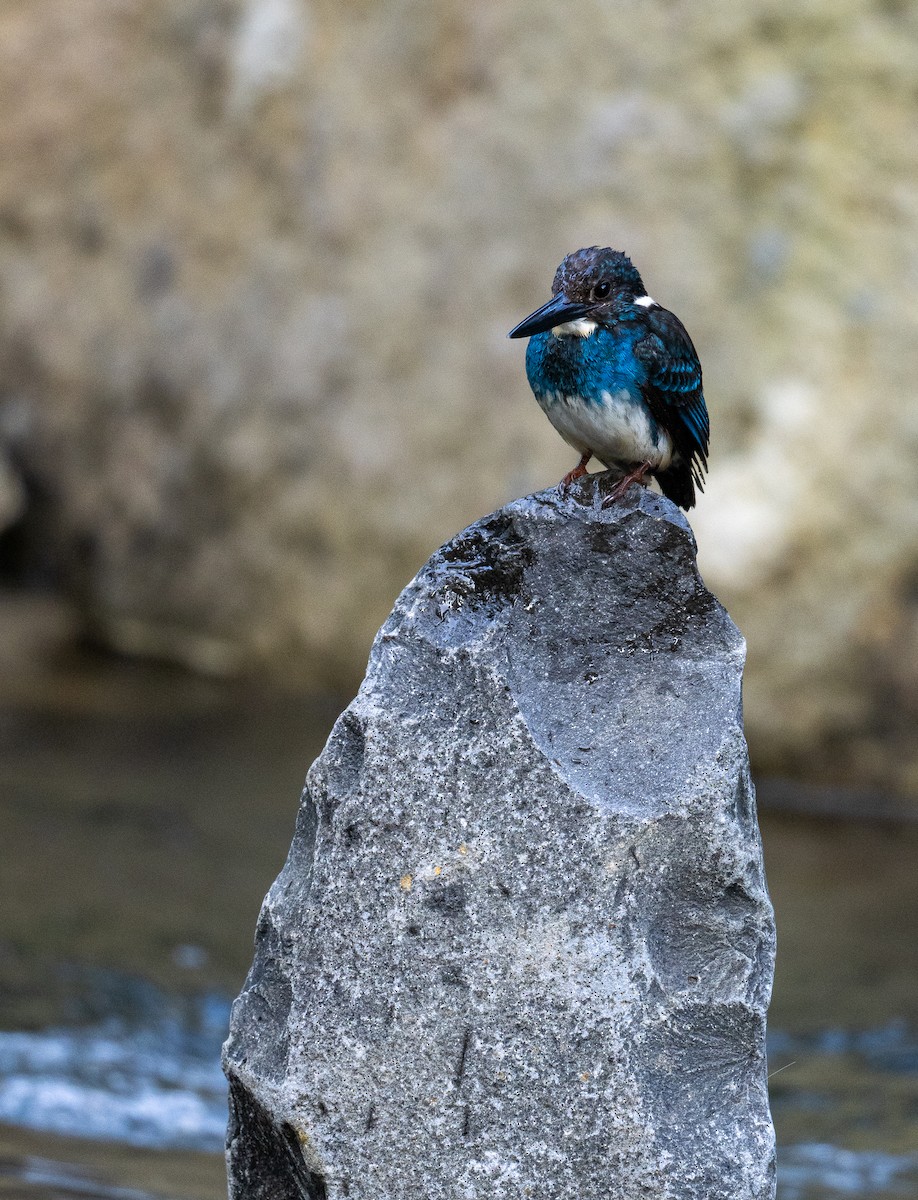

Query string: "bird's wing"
[634, 306, 709, 486]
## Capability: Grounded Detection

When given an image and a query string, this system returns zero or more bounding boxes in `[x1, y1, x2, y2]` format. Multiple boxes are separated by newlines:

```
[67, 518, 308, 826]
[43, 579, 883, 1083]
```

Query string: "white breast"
[538, 390, 674, 470]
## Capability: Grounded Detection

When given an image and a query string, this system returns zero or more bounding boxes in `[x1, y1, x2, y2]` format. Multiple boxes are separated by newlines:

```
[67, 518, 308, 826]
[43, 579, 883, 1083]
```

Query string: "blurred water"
[0, 993, 229, 1150]
[779, 1145, 918, 1200]
[0, 1156, 163, 1200]
[769, 1023, 918, 1078]
[768, 1025, 918, 1198]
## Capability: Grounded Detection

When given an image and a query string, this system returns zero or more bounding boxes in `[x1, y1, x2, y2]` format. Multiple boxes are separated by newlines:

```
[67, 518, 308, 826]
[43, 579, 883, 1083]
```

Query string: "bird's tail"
[654, 461, 698, 510]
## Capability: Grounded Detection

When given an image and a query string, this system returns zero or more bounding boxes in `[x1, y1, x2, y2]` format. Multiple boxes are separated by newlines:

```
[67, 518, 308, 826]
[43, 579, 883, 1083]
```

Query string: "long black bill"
[507, 292, 590, 339]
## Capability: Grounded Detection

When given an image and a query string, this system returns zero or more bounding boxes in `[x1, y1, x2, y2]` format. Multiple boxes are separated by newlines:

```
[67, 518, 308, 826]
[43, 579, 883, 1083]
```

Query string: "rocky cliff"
[1, 0, 916, 797]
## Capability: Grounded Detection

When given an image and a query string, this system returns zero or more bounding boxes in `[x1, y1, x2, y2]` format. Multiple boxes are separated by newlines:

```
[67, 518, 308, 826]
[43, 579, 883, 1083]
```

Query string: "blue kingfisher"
[508, 246, 709, 509]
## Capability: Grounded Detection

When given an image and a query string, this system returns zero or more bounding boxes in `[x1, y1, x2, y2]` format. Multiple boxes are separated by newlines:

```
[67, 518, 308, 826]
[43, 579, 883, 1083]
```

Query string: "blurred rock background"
[1, 0, 917, 803]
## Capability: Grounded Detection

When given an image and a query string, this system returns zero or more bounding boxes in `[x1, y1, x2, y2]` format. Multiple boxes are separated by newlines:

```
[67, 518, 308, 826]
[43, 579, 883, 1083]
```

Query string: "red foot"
[558, 451, 593, 496]
[602, 461, 653, 508]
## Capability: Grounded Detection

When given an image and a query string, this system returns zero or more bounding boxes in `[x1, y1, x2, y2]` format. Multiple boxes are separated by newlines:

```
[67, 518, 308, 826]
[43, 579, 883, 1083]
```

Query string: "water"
[0, 986, 229, 1151]
[769, 1025, 918, 1198]
[1, 594, 916, 1198]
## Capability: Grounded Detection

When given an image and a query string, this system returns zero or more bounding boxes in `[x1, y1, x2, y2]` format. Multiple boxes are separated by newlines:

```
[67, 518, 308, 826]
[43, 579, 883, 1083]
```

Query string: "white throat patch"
[551, 317, 598, 338]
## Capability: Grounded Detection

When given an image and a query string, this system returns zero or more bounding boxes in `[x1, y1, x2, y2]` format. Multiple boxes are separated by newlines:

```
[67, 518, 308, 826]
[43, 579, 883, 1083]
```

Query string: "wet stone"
[222, 476, 776, 1200]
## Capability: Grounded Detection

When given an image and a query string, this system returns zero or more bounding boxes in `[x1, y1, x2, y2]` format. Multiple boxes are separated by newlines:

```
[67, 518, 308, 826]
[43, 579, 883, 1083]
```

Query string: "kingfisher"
[508, 246, 709, 509]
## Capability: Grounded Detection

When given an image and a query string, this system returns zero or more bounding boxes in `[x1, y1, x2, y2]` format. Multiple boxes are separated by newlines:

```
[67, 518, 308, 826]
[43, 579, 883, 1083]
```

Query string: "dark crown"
[552, 246, 645, 301]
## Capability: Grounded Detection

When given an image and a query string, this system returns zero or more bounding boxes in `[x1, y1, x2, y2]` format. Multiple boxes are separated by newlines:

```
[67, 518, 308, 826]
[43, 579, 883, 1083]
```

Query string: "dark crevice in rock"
[461, 1105, 472, 1139]
[280, 1123, 328, 1200]
[227, 1077, 328, 1200]
[733, 769, 756, 831]
[453, 1026, 472, 1088]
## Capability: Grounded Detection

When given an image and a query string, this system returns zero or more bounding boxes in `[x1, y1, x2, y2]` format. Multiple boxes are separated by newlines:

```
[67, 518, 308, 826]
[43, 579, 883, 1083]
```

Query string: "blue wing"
[635, 306, 709, 492]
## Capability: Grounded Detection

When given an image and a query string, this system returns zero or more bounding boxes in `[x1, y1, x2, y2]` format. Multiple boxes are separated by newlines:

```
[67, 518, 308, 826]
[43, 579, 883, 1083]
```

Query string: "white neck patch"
[551, 317, 598, 338]
[633, 295, 658, 308]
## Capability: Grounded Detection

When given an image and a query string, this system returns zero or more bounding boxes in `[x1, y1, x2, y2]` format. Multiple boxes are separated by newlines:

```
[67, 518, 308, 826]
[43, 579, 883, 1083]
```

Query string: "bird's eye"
[594, 280, 611, 300]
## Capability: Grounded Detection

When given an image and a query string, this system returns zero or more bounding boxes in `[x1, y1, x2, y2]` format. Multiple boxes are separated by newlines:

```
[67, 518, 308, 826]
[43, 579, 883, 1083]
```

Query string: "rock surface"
[223, 478, 776, 1200]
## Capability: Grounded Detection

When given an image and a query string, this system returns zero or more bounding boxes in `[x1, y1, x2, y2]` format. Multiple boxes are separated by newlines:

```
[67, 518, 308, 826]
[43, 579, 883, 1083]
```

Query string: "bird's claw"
[600, 462, 653, 509]
[557, 451, 593, 498]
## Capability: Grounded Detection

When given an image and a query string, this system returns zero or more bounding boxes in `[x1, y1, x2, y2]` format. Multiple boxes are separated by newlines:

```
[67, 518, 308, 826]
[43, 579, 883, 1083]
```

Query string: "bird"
[508, 246, 709, 510]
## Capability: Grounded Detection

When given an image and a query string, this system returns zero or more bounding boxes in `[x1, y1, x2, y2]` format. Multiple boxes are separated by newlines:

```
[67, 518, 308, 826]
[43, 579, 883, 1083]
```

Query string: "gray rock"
[223, 477, 776, 1200]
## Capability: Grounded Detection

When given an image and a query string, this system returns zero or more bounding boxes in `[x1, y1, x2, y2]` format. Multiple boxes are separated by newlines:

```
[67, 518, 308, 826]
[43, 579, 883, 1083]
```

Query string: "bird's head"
[508, 246, 647, 339]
